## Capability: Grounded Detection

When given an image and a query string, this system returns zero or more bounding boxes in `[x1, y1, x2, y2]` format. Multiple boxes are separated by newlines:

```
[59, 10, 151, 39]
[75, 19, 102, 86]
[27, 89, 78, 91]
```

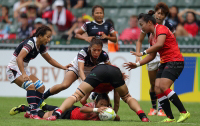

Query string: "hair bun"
[148, 10, 155, 16]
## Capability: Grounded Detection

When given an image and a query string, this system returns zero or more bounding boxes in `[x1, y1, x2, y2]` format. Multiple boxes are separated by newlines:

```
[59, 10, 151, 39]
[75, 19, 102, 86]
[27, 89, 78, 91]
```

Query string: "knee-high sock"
[157, 93, 174, 119]
[164, 89, 186, 113]
[149, 92, 157, 109]
[27, 90, 38, 115]
[43, 89, 52, 99]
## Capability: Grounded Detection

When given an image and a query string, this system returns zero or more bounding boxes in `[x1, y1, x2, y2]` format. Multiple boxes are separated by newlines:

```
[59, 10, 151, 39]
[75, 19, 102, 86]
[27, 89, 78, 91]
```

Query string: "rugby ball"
[98, 108, 116, 121]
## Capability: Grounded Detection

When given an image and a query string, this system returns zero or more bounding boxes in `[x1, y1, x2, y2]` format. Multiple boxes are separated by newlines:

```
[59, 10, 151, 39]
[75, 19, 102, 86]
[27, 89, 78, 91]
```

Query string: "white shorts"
[6, 65, 31, 83]
[66, 66, 92, 79]
[147, 62, 160, 71]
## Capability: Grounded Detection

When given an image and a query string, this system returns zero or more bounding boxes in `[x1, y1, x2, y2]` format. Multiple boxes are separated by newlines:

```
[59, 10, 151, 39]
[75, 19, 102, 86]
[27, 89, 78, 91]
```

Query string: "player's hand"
[101, 33, 108, 39]
[136, 56, 141, 62]
[122, 72, 129, 80]
[22, 74, 30, 82]
[130, 51, 143, 57]
[97, 107, 108, 113]
[124, 62, 137, 71]
[66, 64, 73, 68]
[84, 36, 94, 43]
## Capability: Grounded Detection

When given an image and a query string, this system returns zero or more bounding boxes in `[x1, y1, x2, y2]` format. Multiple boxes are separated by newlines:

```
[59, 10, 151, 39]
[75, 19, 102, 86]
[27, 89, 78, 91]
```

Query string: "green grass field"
[0, 97, 199, 126]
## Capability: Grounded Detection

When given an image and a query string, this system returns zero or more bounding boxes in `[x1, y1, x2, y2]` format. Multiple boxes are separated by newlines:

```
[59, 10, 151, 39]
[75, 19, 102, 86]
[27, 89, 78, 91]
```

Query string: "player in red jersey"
[124, 12, 190, 123]
[10, 93, 120, 121]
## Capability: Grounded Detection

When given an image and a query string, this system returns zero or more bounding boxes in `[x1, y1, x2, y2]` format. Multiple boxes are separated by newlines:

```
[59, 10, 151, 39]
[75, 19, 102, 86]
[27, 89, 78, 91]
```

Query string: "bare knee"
[154, 85, 162, 94]
[60, 83, 71, 90]
[26, 84, 35, 90]
[37, 85, 45, 93]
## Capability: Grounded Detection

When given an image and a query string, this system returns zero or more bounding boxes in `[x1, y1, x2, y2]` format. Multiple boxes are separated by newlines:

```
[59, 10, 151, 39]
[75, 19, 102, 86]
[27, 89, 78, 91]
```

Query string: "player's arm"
[136, 32, 146, 62]
[16, 49, 29, 77]
[145, 35, 166, 54]
[80, 106, 107, 113]
[113, 89, 120, 114]
[105, 32, 117, 43]
[78, 61, 86, 81]
[105, 61, 111, 65]
[41, 53, 67, 70]
[75, 26, 94, 43]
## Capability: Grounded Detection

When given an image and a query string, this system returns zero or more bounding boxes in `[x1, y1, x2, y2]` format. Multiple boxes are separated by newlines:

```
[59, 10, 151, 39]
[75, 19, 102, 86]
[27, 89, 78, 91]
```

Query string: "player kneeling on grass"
[10, 93, 120, 121]
[47, 64, 150, 122]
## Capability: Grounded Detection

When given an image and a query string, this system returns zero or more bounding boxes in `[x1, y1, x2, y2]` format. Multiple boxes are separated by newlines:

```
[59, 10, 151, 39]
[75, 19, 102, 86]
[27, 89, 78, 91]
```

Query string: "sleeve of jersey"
[40, 45, 47, 54]
[81, 23, 87, 32]
[84, 102, 94, 108]
[103, 52, 110, 63]
[77, 49, 87, 63]
[156, 25, 168, 37]
[22, 40, 34, 53]
[168, 22, 176, 34]
[109, 25, 115, 34]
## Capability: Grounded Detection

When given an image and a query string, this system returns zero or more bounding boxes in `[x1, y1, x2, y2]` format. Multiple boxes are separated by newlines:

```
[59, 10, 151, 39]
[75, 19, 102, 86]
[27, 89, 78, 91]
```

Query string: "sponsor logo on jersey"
[90, 73, 96, 76]
[92, 25, 98, 29]
[104, 25, 108, 30]
[27, 40, 34, 48]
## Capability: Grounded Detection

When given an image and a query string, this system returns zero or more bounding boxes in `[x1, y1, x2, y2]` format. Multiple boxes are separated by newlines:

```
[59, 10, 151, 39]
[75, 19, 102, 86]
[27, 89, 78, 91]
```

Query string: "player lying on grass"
[10, 93, 120, 121]
[46, 64, 150, 122]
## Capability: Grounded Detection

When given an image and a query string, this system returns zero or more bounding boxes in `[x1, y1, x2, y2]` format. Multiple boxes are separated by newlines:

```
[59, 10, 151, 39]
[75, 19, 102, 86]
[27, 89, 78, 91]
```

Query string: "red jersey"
[184, 22, 199, 37]
[92, 83, 114, 93]
[70, 102, 100, 121]
[149, 24, 184, 63]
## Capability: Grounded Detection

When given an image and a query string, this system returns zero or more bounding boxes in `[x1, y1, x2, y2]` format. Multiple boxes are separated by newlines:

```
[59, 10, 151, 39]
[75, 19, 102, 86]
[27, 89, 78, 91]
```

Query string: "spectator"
[13, 0, 26, 18]
[166, 6, 180, 29]
[31, 18, 46, 35]
[66, 0, 87, 9]
[176, 9, 200, 37]
[17, 13, 33, 39]
[119, 15, 140, 41]
[106, 19, 119, 52]
[37, 0, 52, 17]
[15, 1, 39, 25]
[0, 5, 12, 34]
[51, 0, 77, 34]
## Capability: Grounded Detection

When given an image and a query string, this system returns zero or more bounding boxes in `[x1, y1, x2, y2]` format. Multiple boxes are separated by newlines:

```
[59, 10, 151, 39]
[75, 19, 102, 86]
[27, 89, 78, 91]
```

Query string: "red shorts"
[92, 83, 114, 93]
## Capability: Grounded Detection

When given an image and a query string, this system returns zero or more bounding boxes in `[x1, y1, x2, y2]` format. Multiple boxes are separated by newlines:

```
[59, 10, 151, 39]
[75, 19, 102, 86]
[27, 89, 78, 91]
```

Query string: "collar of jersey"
[92, 20, 105, 25]
[33, 37, 39, 52]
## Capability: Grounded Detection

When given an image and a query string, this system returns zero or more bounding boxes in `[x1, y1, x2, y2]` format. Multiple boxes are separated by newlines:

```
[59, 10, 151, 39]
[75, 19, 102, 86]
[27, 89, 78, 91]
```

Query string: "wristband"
[136, 62, 140, 67]
[93, 108, 98, 112]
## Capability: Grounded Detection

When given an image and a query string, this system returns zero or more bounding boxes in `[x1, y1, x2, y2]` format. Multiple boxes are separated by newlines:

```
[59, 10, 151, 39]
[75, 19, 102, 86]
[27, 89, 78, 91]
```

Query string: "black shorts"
[84, 64, 125, 89]
[156, 61, 184, 82]
[59, 106, 79, 119]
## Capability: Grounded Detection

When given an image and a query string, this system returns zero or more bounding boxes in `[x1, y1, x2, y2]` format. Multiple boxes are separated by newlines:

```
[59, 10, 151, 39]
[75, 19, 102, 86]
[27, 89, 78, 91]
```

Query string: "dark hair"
[92, 5, 104, 15]
[2, 5, 9, 15]
[186, 12, 197, 23]
[20, 13, 28, 19]
[30, 25, 51, 39]
[105, 19, 114, 29]
[155, 2, 169, 17]
[89, 38, 103, 48]
[96, 93, 110, 106]
[138, 11, 156, 25]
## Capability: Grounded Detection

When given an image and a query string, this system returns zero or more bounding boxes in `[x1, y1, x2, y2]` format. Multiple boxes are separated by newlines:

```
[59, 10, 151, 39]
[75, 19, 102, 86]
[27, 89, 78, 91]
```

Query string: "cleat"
[24, 112, 31, 118]
[142, 118, 150, 122]
[10, 104, 26, 115]
[177, 111, 190, 123]
[161, 118, 176, 122]
[157, 109, 166, 116]
[46, 116, 57, 121]
[40, 102, 47, 110]
[30, 115, 42, 119]
[148, 108, 157, 116]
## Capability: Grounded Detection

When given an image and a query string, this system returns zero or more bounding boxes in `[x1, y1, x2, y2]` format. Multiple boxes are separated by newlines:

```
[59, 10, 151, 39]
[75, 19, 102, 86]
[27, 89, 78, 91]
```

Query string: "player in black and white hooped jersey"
[42, 38, 111, 102]
[8, 25, 72, 119]
[75, 5, 117, 53]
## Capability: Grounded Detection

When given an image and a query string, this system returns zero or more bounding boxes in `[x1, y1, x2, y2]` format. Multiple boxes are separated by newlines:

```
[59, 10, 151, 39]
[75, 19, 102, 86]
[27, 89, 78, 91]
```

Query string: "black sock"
[19, 105, 29, 112]
[164, 89, 186, 113]
[27, 90, 38, 115]
[52, 109, 62, 118]
[150, 92, 157, 109]
[38, 110, 45, 118]
[43, 89, 52, 99]
[36, 91, 43, 105]
[157, 93, 174, 119]
[42, 104, 58, 111]
[137, 110, 147, 120]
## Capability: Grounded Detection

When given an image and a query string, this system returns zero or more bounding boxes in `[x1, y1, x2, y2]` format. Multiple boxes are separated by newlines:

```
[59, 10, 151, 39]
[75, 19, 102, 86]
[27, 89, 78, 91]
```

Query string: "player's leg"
[43, 71, 77, 99]
[10, 104, 29, 115]
[115, 84, 149, 122]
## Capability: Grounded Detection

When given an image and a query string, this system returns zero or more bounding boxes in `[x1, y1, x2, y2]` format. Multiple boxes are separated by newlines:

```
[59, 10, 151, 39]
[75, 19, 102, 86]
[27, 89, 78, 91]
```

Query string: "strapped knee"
[21, 80, 34, 90]
[121, 92, 132, 103]
[70, 87, 86, 103]
[34, 80, 44, 90]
